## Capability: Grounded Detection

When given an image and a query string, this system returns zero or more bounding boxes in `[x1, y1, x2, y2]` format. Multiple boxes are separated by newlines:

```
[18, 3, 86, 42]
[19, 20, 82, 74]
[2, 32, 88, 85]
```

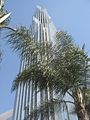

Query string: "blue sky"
[0, 0, 90, 114]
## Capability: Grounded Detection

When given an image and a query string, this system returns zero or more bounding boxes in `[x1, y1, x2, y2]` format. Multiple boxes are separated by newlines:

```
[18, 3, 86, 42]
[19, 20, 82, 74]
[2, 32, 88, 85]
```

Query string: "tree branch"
[1, 26, 16, 31]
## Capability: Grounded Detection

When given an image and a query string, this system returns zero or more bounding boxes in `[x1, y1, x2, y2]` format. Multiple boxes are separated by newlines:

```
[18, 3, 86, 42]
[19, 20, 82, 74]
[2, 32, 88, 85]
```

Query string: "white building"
[12, 6, 77, 120]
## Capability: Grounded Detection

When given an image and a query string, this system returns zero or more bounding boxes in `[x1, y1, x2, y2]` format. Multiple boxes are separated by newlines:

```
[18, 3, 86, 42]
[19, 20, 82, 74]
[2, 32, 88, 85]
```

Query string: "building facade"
[12, 6, 77, 120]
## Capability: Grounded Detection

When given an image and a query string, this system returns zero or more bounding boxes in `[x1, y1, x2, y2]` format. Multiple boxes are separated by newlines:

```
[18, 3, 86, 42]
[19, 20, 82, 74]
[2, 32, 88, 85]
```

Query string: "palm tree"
[51, 33, 90, 120]
[6, 27, 90, 120]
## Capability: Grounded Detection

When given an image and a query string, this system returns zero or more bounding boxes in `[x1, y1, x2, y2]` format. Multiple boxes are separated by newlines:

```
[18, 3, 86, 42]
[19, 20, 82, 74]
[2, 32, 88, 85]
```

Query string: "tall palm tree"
[11, 31, 90, 120]
[6, 27, 90, 120]
[48, 32, 90, 120]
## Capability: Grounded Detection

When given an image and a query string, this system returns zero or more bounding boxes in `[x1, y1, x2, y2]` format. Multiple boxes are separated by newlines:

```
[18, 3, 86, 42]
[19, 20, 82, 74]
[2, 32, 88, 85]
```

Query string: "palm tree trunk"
[76, 103, 89, 120]
[75, 89, 89, 120]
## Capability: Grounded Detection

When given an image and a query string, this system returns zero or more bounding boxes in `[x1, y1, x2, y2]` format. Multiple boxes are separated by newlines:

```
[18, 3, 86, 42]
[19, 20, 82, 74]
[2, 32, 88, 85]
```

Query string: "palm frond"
[5, 26, 33, 57]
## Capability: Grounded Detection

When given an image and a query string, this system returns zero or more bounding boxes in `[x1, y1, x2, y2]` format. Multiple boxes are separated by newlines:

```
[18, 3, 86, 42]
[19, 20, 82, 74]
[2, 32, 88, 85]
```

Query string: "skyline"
[0, 0, 90, 114]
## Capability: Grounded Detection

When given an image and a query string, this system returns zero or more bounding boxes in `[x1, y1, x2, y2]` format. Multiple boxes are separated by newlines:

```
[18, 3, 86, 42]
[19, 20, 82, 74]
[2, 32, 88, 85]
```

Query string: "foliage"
[12, 30, 90, 95]
[6, 26, 90, 119]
